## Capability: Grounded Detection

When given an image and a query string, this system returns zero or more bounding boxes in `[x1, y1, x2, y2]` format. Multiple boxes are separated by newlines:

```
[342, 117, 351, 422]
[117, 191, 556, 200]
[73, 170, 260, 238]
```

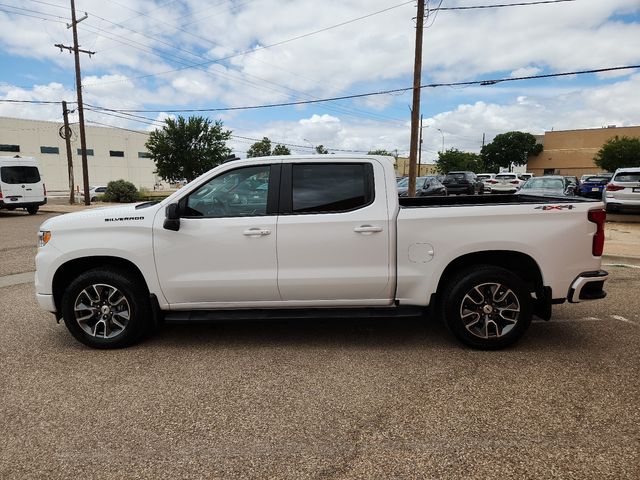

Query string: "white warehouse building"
[0, 116, 157, 191]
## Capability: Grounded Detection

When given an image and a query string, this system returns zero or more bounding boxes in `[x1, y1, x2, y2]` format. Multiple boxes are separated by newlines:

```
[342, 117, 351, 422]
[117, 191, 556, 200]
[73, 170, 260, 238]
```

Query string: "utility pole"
[417, 114, 423, 177]
[482, 133, 485, 147]
[61, 101, 75, 204]
[55, 0, 94, 205]
[407, 0, 425, 197]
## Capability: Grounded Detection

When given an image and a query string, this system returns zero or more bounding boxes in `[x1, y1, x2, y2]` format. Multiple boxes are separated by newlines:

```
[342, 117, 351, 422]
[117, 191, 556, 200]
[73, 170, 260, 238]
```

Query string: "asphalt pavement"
[0, 209, 638, 479]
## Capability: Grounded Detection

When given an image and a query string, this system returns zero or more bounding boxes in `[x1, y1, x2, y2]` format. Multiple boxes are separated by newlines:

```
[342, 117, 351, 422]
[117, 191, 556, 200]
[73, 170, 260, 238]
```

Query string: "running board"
[164, 306, 425, 323]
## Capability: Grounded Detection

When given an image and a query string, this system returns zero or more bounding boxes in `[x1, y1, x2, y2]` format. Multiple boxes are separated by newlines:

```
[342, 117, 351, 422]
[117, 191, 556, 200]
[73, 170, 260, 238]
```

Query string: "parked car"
[564, 175, 580, 192]
[36, 156, 609, 350]
[441, 171, 483, 195]
[397, 176, 447, 197]
[477, 173, 496, 193]
[577, 174, 612, 199]
[516, 176, 576, 197]
[490, 173, 524, 194]
[604, 167, 640, 212]
[0, 156, 47, 214]
[80, 186, 107, 202]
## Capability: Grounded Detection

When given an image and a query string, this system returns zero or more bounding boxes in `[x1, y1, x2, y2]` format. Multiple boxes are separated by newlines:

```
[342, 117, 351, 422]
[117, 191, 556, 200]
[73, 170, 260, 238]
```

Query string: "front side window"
[184, 165, 270, 218]
[292, 163, 373, 214]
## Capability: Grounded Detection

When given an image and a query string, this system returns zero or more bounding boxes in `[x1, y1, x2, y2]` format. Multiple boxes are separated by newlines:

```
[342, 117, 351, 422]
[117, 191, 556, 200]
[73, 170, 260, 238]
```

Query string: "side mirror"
[164, 203, 181, 231]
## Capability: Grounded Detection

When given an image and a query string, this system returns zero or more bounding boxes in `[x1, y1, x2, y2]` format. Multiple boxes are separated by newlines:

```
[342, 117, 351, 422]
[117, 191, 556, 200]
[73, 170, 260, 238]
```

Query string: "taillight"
[0, 188, 3, 199]
[487, 179, 497, 184]
[43, 183, 47, 197]
[606, 183, 624, 191]
[588, 208, 606, 256]
[510, 180, 520, 184]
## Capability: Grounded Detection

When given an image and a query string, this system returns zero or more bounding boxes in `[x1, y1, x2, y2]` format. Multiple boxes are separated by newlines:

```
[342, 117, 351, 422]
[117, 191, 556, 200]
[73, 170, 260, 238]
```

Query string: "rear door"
[276, 160, 393, 305]
[0, 164, 42, 204]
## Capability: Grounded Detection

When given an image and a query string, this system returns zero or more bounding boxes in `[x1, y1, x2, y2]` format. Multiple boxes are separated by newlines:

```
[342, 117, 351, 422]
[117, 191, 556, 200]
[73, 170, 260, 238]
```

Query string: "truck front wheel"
[61, 268, 151, 348]
[441, 266, 532, 349]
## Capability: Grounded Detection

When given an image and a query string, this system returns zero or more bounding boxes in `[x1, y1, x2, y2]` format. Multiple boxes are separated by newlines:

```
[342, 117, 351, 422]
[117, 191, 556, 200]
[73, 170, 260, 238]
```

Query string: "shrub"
[102, 179, 139, 203]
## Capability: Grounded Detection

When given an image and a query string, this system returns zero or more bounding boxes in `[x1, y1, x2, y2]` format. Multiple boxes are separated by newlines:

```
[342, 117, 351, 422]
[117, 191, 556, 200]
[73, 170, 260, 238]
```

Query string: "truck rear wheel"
[61, 268, 151, 348]
[441, 266, 532, 349]
[27, 206, 39, 215]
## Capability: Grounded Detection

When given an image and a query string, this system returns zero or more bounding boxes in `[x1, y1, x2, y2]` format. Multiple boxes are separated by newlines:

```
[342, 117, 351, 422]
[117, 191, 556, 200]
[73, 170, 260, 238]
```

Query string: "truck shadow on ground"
[145, 316, 594, 352]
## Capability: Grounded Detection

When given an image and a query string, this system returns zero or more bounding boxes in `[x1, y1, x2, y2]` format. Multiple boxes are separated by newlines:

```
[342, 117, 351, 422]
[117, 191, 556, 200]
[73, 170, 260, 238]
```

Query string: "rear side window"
[1, 166, 41, 184]
[292, 163, 373, 214]
[614, 172, 640, 182]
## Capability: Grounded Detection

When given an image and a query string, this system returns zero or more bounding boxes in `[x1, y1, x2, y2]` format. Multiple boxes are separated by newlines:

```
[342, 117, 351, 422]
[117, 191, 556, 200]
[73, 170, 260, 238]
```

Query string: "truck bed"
[399, 194, 599, 208]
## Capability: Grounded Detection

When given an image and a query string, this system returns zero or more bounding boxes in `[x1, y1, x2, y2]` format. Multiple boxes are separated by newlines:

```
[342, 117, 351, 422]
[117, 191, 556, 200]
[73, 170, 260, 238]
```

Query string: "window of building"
[291, 163, 373, 214]
[109, 150, 125, 157]
[0, 144, 20, 152]
[138, 151, 151, 158]
[40, 146, 60, 154]
[77, 148, 94, 156]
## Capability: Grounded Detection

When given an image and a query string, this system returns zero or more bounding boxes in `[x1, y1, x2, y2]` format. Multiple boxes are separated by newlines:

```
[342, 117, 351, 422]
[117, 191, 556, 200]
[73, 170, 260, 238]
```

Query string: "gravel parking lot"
[1, 209, 638, 479]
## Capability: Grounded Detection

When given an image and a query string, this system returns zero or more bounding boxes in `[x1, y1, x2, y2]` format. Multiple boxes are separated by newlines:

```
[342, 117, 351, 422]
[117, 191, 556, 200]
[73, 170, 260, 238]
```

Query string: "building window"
[138, 151, 151, 158]
[0, 144, 20, 152]
[77, 148, 94, 156]
[109, 150, 125, 157]
[40, 146, 60, 154]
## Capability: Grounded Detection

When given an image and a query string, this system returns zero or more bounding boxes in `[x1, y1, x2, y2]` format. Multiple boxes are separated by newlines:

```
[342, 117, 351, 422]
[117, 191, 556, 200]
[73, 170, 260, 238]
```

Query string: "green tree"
[480, 131, 543, 172]
[146, 116, 231, 182]
[315, 144, 329, 154]
[594, 136, 640, 172]
[102, 179, 138, 203]
[367, 149, 394, 156]
[272, 144, 291, 156]
[247, 137, 291, 157]
[247, 137, 272, 158]
[436, 148, 484, 174]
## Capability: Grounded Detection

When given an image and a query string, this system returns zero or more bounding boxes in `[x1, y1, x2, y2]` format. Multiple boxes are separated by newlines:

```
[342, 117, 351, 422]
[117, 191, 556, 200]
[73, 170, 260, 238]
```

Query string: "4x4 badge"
[535, 205, 574, 210]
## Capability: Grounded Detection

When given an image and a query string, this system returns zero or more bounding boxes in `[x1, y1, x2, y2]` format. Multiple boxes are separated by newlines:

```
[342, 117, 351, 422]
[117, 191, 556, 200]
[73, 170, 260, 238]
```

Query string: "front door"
[153, 163, 281, 308]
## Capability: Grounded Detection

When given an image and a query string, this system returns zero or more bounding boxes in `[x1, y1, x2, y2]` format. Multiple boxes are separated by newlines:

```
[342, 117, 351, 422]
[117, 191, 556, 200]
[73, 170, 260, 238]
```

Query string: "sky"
[0, 0, 639, 161]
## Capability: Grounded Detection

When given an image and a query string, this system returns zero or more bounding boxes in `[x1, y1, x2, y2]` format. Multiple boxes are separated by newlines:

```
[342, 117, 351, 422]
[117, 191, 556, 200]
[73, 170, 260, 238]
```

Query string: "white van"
[0, 156, 47, 214]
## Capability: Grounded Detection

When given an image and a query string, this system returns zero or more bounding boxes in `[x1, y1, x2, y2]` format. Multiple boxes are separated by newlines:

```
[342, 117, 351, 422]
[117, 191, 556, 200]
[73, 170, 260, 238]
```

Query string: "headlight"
[38, 230, 51, 247]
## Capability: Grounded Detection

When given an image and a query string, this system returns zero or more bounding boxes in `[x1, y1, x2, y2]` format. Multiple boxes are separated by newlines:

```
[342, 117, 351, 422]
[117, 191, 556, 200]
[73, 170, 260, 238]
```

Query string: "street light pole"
[437, 128, 445, 152]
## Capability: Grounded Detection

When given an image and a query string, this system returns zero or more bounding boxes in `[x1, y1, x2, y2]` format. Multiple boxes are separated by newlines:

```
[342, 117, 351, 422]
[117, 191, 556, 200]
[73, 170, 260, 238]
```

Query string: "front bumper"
[567, 270, 608, 303]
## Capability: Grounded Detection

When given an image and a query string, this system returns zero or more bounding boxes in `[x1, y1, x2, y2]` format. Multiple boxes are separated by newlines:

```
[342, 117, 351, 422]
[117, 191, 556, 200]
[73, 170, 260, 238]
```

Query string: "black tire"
[27, 206, 38, 215]
[61, 267, 151, 348]
[440, 265, 533, 349]
[6, 206, 16, 211]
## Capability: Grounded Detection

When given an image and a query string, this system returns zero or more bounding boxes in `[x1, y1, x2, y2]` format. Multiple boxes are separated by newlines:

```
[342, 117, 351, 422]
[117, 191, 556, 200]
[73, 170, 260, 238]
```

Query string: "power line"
[86, 64, 640, 114]
[82, 0, 416, 88]
[0, 99, 69, 104]
[434, 0, 576, 11]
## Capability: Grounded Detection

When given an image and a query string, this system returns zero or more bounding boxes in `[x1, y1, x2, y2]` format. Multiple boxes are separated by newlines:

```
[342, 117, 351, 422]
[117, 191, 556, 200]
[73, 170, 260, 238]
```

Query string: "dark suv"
[442, 171, 483, 195]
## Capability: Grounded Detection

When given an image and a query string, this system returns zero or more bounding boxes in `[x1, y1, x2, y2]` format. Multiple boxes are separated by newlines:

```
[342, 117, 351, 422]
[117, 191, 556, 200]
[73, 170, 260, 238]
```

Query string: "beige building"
[527, 125, 640, 177]
[395, 157, 439, 177]
[0, 116, 157, 191]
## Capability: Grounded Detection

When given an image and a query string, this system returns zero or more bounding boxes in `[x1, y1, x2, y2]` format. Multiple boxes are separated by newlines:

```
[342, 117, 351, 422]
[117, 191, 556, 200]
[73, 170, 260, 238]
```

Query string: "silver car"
[604, 167, 640, 212]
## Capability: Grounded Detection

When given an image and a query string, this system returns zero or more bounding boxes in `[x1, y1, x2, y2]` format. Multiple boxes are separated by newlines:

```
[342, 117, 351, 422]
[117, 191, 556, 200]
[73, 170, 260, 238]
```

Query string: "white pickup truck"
[35, 156, 609, 349]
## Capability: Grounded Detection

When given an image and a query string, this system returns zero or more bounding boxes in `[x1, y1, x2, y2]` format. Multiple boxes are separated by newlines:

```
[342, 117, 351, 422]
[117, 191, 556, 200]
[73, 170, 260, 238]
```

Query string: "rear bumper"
[604, 196, 640, 209]
[567, 270, 608, 303]
[0, 198, 47, 208]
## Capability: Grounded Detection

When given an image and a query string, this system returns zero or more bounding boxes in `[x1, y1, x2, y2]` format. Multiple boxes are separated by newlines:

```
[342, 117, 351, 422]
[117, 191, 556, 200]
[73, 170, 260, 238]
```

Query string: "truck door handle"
[243, 228, 271, 236]
[354, 225, 383, 233]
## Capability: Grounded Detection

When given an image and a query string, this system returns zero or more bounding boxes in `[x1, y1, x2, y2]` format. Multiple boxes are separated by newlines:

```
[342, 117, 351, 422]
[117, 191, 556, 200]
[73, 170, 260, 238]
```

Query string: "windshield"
[521, 178, 565, 190]
[477, 174, 492, 180]
[445, 173, 466, 180]
[0, 166, 40, 184]
[583, 176, 610, 183]
[397, 177, 408, 187]
[495, 174, 516, 180]
[614, 172, 640, 182]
